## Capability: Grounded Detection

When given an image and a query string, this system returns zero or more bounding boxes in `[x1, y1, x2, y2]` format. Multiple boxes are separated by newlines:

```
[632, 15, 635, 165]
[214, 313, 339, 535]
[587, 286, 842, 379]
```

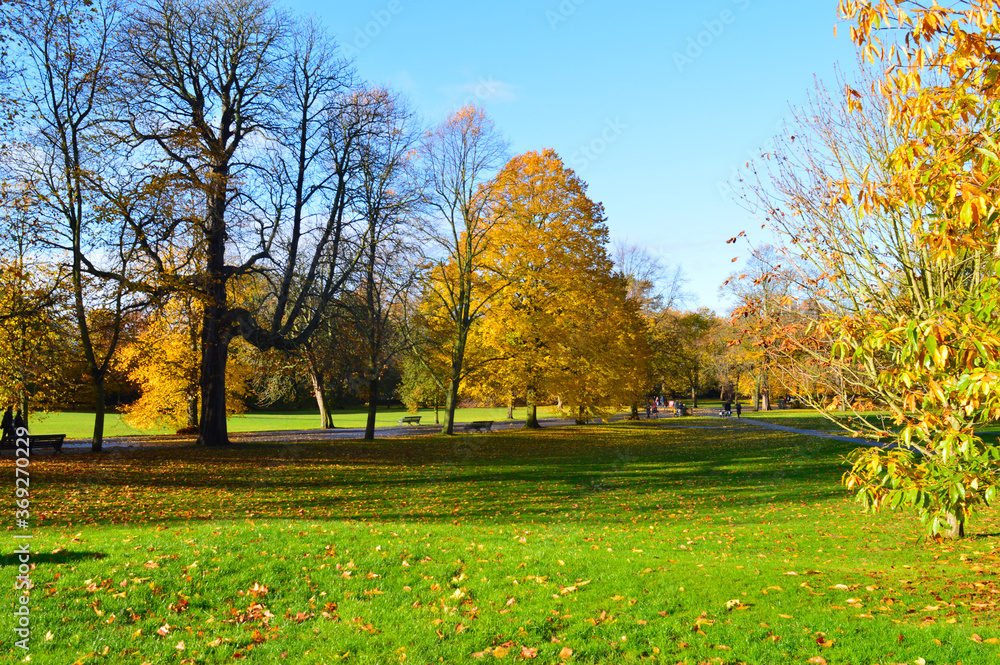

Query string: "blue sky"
[284, 0, 860, 312]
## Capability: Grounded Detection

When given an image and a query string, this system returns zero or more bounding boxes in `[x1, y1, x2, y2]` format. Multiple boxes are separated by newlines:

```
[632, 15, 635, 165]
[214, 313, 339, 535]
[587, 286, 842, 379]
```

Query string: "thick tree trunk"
[524, 387, 541, 429]
[197, 305, 232, 447]
[575, 405, 586, 425]
[630, 402, 639, 420]
[690, 386, 698, 408]
[506, 395, 514, 420]
[364, 377, 379, 441]
[753, 373, 761, 412]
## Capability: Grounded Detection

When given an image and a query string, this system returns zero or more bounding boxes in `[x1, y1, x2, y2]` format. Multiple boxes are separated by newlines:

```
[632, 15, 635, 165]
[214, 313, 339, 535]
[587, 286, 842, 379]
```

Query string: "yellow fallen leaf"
[559, 647, 574, 660]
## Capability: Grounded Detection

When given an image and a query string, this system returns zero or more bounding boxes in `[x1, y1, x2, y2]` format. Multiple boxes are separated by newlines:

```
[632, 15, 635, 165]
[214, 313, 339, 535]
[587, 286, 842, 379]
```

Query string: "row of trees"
[6, 0, 763, 449]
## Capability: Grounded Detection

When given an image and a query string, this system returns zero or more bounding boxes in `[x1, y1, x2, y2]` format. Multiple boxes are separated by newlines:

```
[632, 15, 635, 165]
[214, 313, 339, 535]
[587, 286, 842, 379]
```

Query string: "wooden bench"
[397, 415, 422, 425]
[463, 421, 493, 433]
[0, 434, 66, 453]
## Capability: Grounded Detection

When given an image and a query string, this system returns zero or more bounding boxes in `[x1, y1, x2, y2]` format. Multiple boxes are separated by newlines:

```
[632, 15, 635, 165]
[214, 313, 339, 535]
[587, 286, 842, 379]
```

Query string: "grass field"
[3, 419, 1000, 663]
[25, 406, 567, 439]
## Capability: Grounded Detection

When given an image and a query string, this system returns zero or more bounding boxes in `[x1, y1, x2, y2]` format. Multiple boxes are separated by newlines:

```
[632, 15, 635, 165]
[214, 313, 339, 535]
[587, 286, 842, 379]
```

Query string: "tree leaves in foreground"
[815, 1, 1000, 537]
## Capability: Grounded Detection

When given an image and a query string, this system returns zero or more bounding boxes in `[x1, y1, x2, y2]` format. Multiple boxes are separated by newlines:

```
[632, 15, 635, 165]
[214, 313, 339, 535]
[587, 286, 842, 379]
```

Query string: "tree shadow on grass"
[19, 424, 860, 527]
[0, 551, 105, 566]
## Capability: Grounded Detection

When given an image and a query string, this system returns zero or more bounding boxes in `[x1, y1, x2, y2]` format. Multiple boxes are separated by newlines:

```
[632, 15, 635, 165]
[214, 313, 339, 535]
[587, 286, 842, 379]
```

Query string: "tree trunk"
[556, 395, 563, 409]
[943, 508, 966, 539]
[442, 330, 468, 435]
[630, 402, 639, 420]
[92, 377, 106, 453]
[443, 376, 460, 435]
[524, 387, 541, 429]
[434, 397, 440, 425]
[306, 356, 334, 429]
[575, 405, 586, 425]
[17, 388, 28, 427]
[364, 377, 379, 441]
[690, 386, 698, 408]
[197, 305, 232, 447]
[754, 373, 761, 412]
[186, 394, 199, 429]
[506, 394, 514, 420]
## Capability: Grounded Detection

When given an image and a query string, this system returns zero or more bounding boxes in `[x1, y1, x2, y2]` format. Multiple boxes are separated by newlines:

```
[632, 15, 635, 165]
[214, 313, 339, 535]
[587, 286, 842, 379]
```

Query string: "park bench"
[463, 421, 493, 433]
[0, 434, 66, 453]
[398, 415, 422, 425]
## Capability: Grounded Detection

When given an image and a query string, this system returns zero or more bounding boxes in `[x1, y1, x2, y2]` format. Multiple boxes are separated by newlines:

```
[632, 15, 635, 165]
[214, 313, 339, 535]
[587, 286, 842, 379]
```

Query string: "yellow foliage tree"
[118, 296, 249, 431]
[467, 149, 650, 423]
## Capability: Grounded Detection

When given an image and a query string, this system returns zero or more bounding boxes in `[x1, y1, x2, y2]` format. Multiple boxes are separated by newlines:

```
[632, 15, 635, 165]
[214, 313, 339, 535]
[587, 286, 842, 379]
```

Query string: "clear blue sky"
[283, 0, 859, 313]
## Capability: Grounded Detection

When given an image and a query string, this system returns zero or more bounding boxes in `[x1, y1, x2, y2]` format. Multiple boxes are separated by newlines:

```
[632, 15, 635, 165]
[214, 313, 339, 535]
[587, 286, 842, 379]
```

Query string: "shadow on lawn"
[0, 551, 105, 566]
[16, 423, 860, 525]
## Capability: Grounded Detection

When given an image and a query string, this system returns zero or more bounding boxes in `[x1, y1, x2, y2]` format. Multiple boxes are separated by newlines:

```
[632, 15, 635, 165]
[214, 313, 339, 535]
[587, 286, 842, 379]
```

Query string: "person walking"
[735, 402, 742, 419]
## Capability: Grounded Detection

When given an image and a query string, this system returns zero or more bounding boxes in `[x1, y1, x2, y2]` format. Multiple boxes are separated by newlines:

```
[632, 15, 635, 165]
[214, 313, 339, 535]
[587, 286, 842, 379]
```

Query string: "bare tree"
[344, 89, 420, 440]
[612, 242, 691, 315]
[418, 105, 508, 435]
[8, 0, 138, 450]
[115, 0, 378, 446]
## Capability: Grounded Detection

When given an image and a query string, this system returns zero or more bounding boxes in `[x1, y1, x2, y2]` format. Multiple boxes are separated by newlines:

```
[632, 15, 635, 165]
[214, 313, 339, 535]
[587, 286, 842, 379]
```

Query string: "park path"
[38, 410, 888, 454]
[665, 406, 888, 447]
[54, 414, 614, 453]
[730, 416, 885, 447]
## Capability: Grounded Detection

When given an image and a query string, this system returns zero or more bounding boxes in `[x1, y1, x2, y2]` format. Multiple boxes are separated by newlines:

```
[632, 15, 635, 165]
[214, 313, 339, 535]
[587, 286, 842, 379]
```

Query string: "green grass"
[3, 419, 999, 663]
[26, 406, 568, 439]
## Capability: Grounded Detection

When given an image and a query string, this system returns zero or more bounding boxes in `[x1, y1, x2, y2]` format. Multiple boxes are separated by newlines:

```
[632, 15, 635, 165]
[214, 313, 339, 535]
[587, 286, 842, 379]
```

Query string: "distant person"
[12, 410, 25, 433]
[645, 402, 651, 419]
[1, 407, 12, 444]
[724, 400, 731, 417]
[735, 402, 742, 418]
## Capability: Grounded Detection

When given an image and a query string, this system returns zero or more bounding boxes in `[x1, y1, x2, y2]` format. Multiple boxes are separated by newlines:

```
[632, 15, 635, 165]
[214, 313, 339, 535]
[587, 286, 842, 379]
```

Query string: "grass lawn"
[26, 406, 568, 439]
[3, 420, 1000, 663]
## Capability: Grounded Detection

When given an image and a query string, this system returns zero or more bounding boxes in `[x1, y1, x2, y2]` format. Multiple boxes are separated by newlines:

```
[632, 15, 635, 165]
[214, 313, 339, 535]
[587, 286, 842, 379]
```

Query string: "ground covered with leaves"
[2, 420, 999, 664]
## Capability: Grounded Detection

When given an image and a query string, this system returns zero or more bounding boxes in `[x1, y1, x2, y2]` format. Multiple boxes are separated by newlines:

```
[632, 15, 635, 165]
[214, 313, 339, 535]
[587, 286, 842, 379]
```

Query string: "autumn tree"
[470, 149, 616, 427]
[550, 271, 651, 423]
[749, 1, 1000, 537]
[0, 188, 72, 418]
[113, 1, 387, 446]
[657, 309, 716, 408]
[8, 0, 138, 450]
[118, 295, 251, 430]
[417, 105, 508, 435]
